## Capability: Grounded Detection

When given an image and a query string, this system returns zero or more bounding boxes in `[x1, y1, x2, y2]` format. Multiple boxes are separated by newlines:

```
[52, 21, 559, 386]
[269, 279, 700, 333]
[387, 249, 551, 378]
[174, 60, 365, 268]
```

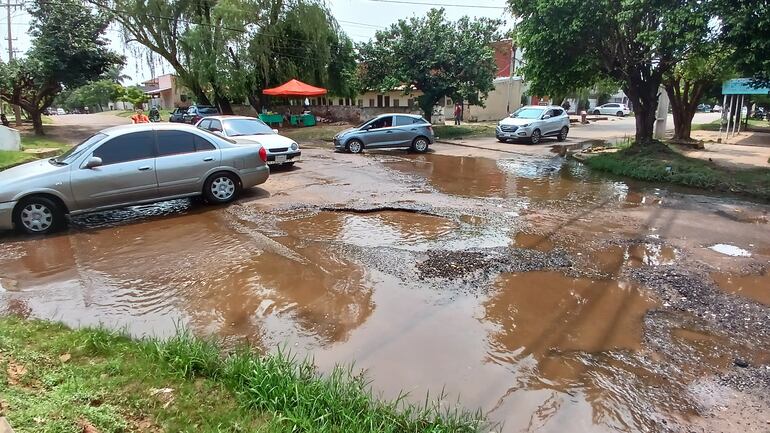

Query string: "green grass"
[432, 124, 496, 140]
[280, 124, 350, 143]
[582, 142, 770, 200]
[691, 119, 722, 131]
[0, 316, 488, 433]
[0, 136, 69, 170]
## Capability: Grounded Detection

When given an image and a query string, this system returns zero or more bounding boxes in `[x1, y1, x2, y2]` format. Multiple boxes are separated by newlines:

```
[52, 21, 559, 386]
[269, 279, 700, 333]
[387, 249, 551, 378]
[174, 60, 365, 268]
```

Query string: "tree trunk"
[247, 94, 261, 112]
[664, 80, 703, 141]
[30, 109, 45, 136]
[625, 80, 660, 147]
[216, 96, 233, 115]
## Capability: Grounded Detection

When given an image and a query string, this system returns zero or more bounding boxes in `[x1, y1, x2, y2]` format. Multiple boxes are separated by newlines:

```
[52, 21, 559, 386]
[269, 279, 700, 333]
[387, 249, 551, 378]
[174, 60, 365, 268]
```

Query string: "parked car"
[333, 114, 434, 154]
[168, 107, 189, 123]
[182, 105, 219, 124]
[496, 105, 570, 144]
[712, 104, 723, 112]
[56, 108, 66, 115]
[592, 103, 630, 117]
[697, 103, 712, 112]
[0, 123, 269, 235]
[197, 116, 301, 167]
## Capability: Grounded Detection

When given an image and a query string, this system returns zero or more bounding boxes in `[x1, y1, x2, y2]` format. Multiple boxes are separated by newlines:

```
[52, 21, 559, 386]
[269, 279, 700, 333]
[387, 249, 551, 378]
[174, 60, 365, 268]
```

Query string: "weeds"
[0, 316, 489, 433]
[582, 142, 770, 200]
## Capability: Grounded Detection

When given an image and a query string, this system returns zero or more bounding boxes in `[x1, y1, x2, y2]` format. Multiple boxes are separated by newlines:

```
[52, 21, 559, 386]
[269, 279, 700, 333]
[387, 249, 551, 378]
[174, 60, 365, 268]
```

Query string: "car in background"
[333, 114, 434, 154]
[182, 105, 219, 124]
[712, 104, 723, 112]
[592, 103, 630, 117]
[168, 107, 189, 123]
[197, 116, 301, 167]
[496, 105, 570, 144]
[56, 108, 66, 115]
[697, 103, 712, 112]
[0, 123, 269, 235]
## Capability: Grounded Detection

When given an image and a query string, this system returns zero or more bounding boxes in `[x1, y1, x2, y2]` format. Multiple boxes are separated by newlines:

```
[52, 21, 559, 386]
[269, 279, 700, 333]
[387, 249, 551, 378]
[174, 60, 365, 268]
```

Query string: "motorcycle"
[752, 107, 766, 121]
[149, 107, 161, 122]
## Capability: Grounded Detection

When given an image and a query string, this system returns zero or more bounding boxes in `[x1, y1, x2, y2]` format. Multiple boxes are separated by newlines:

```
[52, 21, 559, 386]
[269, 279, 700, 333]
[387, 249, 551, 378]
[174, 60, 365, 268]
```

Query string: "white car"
[56, 108, 66, 115]
[496, 105, 570, 144]
[592, 103, 630, 117]
[196, 116, 300, 167]
[712, 105, 723, 112]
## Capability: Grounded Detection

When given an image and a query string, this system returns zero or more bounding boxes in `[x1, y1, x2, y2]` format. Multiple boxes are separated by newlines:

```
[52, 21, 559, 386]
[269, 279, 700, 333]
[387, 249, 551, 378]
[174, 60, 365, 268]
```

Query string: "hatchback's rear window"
[198, 107, 219, 114]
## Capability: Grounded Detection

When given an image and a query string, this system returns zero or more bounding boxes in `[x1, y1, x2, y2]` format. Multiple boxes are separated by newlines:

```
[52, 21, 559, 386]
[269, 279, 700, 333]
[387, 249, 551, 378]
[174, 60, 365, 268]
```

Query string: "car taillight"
[259, 146, 267, 163]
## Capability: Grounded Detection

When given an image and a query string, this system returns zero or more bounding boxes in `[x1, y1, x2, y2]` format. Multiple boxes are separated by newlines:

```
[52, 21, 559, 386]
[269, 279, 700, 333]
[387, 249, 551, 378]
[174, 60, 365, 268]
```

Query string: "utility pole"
[4, 0, 23, 127]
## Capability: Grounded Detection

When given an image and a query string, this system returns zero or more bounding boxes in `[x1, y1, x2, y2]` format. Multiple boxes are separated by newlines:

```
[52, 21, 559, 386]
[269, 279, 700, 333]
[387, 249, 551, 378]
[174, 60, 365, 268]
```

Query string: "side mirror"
[272, 129, 279, 134]
[542, 114, 551, 119]
[85, 156, 102, 169]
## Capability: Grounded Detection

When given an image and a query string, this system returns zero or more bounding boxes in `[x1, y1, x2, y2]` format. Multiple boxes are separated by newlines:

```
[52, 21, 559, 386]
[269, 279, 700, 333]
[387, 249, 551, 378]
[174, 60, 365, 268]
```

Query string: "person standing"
[453, 102, 462, 125]
[130, 108, 149, 124]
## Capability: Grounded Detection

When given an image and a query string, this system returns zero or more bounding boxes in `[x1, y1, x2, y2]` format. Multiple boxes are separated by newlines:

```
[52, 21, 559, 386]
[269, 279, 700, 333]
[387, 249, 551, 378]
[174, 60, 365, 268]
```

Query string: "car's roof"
[100, 122, 207, 136]
[519, 105, 562, 110]
[374, 113, 424, 118]
[203, 115, 263, 121]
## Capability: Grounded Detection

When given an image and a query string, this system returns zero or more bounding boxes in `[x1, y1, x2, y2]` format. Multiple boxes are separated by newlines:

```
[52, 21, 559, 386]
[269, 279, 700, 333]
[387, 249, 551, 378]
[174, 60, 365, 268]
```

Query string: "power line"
[365, 0, 506, 9]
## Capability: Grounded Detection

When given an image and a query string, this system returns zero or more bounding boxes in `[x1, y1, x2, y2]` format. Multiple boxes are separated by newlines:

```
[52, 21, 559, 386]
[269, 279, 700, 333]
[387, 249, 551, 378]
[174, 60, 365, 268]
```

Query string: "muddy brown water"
[0, 151, 765, 432]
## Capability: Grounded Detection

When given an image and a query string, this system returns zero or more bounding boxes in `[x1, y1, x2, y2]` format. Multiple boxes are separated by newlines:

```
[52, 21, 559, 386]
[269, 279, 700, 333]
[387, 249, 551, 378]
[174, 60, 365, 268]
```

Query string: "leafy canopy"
[358, 8, 501, 120]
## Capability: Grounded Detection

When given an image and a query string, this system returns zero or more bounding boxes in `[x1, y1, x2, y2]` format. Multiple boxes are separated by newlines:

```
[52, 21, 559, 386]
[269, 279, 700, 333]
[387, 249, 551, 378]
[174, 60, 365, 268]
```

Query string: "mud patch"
[591, 243, 677, 274]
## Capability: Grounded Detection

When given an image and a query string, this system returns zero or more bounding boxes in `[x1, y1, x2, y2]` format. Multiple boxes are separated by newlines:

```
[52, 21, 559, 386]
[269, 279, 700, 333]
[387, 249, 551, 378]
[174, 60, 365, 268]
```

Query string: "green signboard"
[722, 78, 770, 95]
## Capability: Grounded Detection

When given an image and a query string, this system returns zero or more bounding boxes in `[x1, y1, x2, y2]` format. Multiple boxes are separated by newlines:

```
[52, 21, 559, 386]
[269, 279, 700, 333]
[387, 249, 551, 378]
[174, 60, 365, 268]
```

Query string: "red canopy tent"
[262, 79, 327, 97]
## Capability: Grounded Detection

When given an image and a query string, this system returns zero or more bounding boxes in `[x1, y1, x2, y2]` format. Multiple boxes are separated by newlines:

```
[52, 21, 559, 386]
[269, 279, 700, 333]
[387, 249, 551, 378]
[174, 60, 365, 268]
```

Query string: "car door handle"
[203, 157, 214, 162]
[385, 130, 394, 134]
[138, 166, 152, 171]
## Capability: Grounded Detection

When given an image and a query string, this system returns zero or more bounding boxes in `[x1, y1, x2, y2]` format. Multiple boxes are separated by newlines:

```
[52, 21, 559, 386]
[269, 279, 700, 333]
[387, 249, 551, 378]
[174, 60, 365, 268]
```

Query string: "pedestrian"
[453, 102, 462, 125]
[130, 108, 149, 124]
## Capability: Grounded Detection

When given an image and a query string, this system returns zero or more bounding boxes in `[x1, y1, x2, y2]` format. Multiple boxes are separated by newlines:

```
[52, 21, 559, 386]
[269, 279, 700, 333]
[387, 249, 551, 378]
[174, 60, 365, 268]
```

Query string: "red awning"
[262, 79, 327, 97]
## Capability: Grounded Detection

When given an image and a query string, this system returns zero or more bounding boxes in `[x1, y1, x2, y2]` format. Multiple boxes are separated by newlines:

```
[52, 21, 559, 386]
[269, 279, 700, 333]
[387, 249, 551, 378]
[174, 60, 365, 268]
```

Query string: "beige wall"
[441, 78, 522, 122]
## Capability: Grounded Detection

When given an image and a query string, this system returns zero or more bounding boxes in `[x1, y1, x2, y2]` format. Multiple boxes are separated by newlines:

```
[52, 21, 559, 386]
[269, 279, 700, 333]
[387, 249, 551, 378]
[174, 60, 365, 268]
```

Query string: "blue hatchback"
[334, 114, 435, 154]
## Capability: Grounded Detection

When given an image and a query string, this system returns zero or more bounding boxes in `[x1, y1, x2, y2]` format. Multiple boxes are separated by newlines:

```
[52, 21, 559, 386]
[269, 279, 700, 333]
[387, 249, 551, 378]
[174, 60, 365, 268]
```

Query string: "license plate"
[275, 155, 287, 163]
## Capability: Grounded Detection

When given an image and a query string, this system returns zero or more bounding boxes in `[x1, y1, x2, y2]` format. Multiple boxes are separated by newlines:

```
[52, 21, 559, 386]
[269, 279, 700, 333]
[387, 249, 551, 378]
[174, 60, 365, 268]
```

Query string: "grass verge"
[0, 136, 69, 171]
[433, 124, 496, 140]
[0, 316, 487, 433]
[582, 142, 770, 200]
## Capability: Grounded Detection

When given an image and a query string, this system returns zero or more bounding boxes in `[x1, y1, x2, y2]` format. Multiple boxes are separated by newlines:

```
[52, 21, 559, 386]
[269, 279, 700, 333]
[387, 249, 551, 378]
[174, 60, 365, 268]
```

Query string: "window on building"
[377, 95, 383, 108]
[407, 98, 414, 108]
[393, 99, 400, 108]
[339, 98, 344, 106]
[369, 99, 375, 107]
[384, 96, 390, 107]
[358, 99, 364, 107]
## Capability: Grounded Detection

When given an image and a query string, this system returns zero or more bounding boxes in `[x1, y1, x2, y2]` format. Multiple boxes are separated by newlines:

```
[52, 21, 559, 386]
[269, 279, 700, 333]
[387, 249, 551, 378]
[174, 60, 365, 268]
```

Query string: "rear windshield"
[198, 106, 219, 114]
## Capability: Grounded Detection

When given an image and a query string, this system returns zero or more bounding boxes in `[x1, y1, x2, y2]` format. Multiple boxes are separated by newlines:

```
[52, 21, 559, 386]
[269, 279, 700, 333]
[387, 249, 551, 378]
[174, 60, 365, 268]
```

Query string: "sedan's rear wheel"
[204, 172, 240, 204]
[412, 137, 429, 153]
[593, 110, 600, 115]
[557, 126, 569, 142]
[530, 129, 542, 144]
[347, 139, 363, 154]
[616, 111, 624, 117]
[14, 196, 65, 235]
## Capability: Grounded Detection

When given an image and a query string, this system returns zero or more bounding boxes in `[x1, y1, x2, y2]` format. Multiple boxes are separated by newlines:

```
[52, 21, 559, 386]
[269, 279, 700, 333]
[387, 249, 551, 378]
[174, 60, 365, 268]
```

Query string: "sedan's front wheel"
[347, 139, 364, 154]
[204, 172, 241, 204]
[616, 111, 625, 117]
[593, 110, 600, 115]
[13, 196, 65, 235]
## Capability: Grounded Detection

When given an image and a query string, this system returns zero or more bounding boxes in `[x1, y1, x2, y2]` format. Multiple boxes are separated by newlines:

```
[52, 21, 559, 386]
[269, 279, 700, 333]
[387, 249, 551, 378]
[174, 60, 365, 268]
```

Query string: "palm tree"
[103, 65, 132, 84]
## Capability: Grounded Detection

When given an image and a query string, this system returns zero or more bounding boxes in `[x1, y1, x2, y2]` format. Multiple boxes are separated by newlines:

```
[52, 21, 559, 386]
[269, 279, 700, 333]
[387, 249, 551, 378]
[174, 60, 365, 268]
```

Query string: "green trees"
[0, 0, 121, 134]
[358, 9, 500, 121]
[58, 80, 124, 112]
[98, 0, 357, 114]
[509, 0, 711, 147]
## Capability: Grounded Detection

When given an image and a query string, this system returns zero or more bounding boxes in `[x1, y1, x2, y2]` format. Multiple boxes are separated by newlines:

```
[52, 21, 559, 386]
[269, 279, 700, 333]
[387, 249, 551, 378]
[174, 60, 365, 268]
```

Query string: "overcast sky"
[1, 0, 510, 85]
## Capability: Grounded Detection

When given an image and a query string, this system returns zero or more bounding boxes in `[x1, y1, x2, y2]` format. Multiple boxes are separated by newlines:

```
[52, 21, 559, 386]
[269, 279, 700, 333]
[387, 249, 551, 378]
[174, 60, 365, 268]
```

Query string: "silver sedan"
[0, 123, 270, 234]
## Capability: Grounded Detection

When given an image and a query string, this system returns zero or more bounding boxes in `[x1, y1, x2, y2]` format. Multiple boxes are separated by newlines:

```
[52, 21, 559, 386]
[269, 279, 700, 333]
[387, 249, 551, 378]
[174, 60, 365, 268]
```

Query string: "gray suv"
[0, 123, 270, 235]
[334, 114, 435, 153]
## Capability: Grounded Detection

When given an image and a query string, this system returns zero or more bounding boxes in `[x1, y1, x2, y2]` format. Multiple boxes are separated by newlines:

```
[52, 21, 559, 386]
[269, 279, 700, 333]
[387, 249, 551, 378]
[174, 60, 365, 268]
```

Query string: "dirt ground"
[2, 114, 769, 433]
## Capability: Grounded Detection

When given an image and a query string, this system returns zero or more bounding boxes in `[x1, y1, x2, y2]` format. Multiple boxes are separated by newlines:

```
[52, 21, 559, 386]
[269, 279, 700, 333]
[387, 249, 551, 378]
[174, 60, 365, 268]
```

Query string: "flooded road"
[2, 146, 770, 432]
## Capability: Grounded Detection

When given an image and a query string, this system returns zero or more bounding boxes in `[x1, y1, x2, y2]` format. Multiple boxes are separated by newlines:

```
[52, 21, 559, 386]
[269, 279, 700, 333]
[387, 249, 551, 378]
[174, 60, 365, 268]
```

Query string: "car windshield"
[198, 106, 218, 114]
[510, 108, 545, 119]
[223, 118, 275, 136]
[52, 133, 106, 165]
